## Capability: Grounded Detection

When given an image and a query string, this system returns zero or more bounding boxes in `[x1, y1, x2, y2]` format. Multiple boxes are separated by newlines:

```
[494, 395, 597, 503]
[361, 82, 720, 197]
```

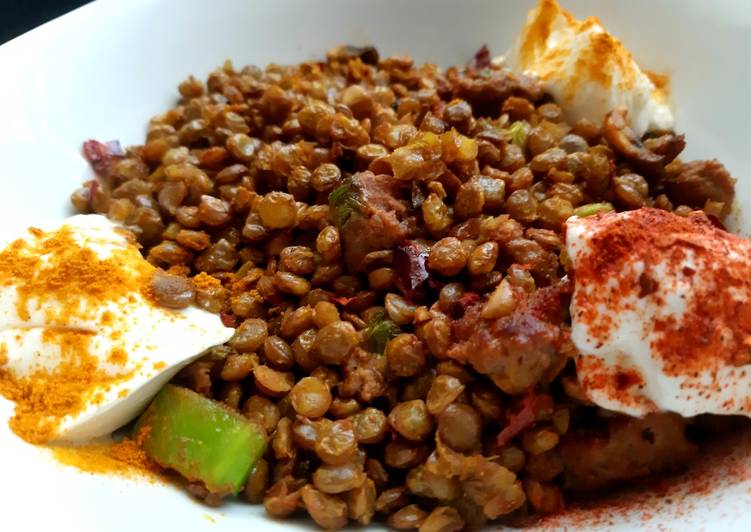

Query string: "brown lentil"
[437, 403, 482, 452]
[388, 504, 428, 530]
[419, 506, 463, 532]
[388, 400, 433, 442]
[351, 407, 388, 444]
[243, 395, 280, 433]
[312, 321, 358, 364]
[290, 377, 332, 418]
[428, 237, 467, 276]
[385, 334, 426, 377]
[301, 485, 349, 530]
[229, 318, 268, 352]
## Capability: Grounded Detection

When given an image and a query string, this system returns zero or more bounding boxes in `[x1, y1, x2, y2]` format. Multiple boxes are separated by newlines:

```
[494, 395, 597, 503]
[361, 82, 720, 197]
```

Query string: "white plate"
[0, 0, 750, 530]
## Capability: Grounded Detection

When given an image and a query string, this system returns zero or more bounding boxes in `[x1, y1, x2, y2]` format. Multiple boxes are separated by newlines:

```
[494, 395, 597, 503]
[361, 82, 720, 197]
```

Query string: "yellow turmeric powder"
[110, 426, 158, 470]
[0, 224, 153, 443]
[50, 427, 161, 479]
[0, 225, 154, 322]
[192, 271, 222, 291]
[0, 330, 135, 444]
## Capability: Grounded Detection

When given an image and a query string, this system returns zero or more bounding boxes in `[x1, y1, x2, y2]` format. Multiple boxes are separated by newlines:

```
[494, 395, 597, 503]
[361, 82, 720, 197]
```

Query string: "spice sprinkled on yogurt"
[0, 215, 234, 443]
[567, 208, 751, 417]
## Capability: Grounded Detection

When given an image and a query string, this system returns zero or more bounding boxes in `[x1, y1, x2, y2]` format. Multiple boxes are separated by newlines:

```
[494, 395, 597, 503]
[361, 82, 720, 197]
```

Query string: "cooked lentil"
[72, 43, 738, 530]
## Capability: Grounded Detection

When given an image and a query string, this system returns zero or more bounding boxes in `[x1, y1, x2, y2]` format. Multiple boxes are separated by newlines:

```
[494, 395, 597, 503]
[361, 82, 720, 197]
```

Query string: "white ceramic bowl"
[1, 0, 750, 530]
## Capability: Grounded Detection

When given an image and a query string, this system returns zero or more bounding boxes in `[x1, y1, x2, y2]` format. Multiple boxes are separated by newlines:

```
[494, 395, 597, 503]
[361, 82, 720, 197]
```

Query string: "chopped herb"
[364, 310, 401, 355]
[328, 180, 362, 228]
[506, 121, 529, 149]
[331, 295, 355, 306]
[573, 202, 614, 218]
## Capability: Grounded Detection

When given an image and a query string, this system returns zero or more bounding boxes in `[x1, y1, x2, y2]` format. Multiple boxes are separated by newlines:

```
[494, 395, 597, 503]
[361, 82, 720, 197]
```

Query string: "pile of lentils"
[71, 44, 735, 531]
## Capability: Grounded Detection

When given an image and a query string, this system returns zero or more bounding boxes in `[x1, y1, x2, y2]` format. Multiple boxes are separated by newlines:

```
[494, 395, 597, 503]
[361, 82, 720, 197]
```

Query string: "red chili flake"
[637, 271, 658, 297]
[83, 139, 124, 177]
[471, 44, 492, 70]
[220, 312, 237, 328]
[615, 369, 644, 391]
[331, 296, 355, 306]
[497, 388, 537, 446]
[705, 213, 727, 231]
[576, 356, 654, 412]
[393, 240, 430, 302]
[458, 291, 480, 311]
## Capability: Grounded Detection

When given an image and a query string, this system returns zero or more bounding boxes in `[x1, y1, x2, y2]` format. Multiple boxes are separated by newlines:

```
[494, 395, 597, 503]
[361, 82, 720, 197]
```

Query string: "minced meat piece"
[449, 280, 572, 394]
[560, 413, 697, 492]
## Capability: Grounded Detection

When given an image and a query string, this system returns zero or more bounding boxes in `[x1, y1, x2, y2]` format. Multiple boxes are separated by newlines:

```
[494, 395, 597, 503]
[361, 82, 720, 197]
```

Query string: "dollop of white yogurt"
[506, 0, 674, 136]
[567, 209, 751, 418]
[0, 215, 234, 442]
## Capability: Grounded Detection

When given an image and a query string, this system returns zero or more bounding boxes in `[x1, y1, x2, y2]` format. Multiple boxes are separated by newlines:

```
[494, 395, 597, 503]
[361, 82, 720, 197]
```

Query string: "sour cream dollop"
[506, 0, 674, 136]
[0, 215, 234, 443]
[567, 208, 751, 418]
